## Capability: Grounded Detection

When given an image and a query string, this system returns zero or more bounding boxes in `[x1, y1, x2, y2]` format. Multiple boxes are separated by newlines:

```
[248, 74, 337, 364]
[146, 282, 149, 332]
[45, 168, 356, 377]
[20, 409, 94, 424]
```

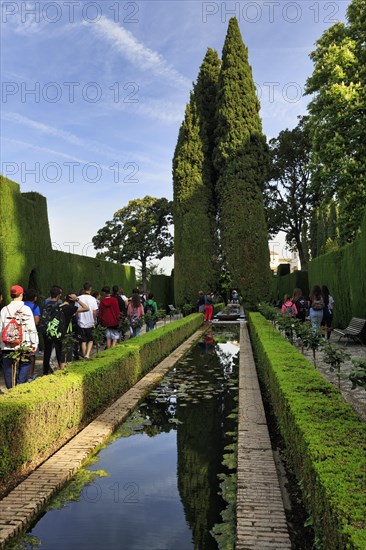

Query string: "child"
[281, 294, 298, 317]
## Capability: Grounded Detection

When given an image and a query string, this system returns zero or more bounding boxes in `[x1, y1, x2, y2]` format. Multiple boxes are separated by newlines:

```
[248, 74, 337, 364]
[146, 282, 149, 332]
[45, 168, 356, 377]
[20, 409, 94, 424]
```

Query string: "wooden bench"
[333, 317, 366, 345]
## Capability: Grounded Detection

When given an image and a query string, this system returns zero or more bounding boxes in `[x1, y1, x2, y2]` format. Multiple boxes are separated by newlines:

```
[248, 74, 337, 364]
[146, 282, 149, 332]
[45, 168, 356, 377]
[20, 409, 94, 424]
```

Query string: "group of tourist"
[0, 282, 159, 390]
[197, 291, 215, 321]
[197, 289, 240, 322]
[279, 285, 334, 337]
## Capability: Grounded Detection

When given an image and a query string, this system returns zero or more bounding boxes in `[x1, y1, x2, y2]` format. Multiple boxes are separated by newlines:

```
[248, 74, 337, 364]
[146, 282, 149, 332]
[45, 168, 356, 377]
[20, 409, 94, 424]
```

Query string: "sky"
[1, 0, 351, 273]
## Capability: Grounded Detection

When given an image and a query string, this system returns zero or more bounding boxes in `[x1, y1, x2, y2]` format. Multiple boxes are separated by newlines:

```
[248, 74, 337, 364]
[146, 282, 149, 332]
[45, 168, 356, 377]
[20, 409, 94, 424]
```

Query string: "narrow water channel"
[13, 327, 239, 550]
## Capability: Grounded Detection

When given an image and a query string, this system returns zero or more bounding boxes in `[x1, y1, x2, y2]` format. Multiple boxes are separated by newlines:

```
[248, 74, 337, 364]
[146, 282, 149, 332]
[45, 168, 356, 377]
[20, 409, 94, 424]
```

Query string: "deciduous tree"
[92, 196, 173, 292]
[264, 118, 313, 270]
[305, 0, 366, 242]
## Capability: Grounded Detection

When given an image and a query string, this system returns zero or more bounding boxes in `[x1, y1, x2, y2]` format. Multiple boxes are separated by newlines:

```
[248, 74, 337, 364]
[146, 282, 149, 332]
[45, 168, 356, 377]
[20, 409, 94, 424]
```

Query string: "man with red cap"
[0, 285, 39, 389]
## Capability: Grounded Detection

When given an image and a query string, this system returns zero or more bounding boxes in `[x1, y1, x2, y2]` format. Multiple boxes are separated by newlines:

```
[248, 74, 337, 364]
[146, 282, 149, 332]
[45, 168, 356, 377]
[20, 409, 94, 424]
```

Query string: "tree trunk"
[296, 236, 308, 271]
[141, 260, 148, 293]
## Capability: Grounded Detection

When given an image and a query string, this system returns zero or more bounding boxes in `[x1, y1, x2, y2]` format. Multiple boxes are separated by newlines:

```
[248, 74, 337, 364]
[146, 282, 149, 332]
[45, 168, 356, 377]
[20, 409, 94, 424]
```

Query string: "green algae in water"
[5, 534, 41, 550]
[212, 407, 238, 549]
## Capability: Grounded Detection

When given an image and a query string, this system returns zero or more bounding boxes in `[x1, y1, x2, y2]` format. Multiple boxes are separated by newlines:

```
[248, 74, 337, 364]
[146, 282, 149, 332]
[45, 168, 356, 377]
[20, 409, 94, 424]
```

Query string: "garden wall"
[271, 269, 309, 304]
[150, 273, 174, 310]
[308, 208, 366, 328]
[0, 177, 135, 299]
[0, 314, 203, 484]
[271, 207, 366, 328]
[248, 312, 366, 549]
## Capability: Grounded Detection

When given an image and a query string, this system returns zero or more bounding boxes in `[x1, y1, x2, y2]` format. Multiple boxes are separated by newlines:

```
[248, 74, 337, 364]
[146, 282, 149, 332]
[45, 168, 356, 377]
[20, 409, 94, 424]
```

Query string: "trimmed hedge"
[248, 312, 366, 550]
[0, 314, 203, 481]
[271, 269, 309, 304]
[0, 176, 136, 299]
[308, 208, 366, 328]
[150, 274, 174, 311]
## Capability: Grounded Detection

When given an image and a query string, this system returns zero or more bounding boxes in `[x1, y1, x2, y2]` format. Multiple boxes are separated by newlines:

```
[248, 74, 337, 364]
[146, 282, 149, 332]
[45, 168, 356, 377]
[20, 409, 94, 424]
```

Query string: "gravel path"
[298, 333, 366, 422]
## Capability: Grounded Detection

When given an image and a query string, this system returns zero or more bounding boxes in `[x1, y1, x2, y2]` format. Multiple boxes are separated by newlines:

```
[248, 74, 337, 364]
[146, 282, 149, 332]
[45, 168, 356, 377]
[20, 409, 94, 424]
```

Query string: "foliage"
[118, 315, 130, 338]
[150, 274, 174, 312]
[92, 196, 173, 292]
[0, 314, 203, 482]
[305, 0, 366, 242]
[213, 17, 271, 308]
[257, 303, 278, 323]
[264, 118, 313, 270]
[295, 321, 324, 363]
[92, 324, 106, 354]
[309, 199, 340, 259]
[173, 48, 221, 306]
[322, 343, 351, 389]
[144, 310, 157, 327]
[61, 331, 77, 358]
[0, 176, 136, 300]
[156, 309, 167, 322]
[349, 359, 366, 390]
[135, 262, 164, 290]
[182, 303, 193, 316]
[248, 312, 366, 549]
[276, 312, 299, 344]
[308, 207, 366, 329]
[271, 269, 309, 306]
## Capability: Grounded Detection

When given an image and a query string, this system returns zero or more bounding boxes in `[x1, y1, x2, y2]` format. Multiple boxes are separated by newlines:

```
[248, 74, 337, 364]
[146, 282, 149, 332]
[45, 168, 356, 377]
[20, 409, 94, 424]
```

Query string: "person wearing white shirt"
[0, 285, 38, 388]
[77, 282, 98, 359]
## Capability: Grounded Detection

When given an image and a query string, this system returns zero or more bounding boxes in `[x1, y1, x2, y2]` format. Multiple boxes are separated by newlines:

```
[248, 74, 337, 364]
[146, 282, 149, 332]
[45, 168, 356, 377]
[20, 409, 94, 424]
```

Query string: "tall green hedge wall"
[308, 207, 366, 328]
[271, 207, 366, 328]
[0, 177, 135, 300]
[150, 274, 174, 310]
[271, 268, 309, 304]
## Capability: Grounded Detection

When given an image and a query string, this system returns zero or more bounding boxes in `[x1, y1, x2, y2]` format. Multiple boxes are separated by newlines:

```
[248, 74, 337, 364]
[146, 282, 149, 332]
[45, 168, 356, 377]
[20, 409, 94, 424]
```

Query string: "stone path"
[236, 322, 291, 549]
[0, 326, 203, 548]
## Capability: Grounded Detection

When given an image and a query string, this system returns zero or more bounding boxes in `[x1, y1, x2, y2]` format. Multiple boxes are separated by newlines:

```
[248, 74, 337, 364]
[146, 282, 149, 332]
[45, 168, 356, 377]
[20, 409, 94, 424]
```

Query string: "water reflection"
[11, 329, 239, 550]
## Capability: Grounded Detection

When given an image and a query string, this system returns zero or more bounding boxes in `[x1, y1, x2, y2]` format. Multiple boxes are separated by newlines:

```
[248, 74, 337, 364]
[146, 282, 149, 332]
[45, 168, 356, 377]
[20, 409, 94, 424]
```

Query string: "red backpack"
[2, 307, 23, 346]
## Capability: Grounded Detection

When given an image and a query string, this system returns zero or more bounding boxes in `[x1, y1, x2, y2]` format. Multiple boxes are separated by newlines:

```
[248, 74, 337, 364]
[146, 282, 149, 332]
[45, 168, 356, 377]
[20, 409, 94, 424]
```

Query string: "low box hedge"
[248, 312, 366, 550]
[0, 314, 203, 482]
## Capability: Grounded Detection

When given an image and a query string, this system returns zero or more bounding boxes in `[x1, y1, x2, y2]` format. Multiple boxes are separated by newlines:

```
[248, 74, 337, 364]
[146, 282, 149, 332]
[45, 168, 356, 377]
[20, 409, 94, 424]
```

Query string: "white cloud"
[1, 136, 115, 174]
[88, 17, 191, 88]
[2, 112, 148, 163]
[2, 2, 52, 35]
[3, 112, 85, 145]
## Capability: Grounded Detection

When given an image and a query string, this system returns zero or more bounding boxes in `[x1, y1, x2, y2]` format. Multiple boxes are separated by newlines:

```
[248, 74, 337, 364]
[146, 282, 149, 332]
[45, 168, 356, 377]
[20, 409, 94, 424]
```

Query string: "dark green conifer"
[213, 17, 271, 307]
[173, 49, 220, 306]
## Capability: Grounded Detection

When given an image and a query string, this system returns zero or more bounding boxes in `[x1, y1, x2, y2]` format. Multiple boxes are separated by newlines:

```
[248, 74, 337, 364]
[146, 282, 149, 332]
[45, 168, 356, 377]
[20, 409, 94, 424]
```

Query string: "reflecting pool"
[13, 328, 239, 550]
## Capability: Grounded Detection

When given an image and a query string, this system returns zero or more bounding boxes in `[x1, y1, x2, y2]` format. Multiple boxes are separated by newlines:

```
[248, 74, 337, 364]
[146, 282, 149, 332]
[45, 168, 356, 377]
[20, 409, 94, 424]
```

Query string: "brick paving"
[0, 326, 204, 549]
[236, 322, 291, 549]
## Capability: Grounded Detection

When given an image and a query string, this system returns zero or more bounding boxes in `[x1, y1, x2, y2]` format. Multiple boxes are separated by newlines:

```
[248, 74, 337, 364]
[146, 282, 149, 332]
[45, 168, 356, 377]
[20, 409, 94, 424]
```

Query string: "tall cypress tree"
[213, 17, 271, 307]
[173, 49, 220, 306]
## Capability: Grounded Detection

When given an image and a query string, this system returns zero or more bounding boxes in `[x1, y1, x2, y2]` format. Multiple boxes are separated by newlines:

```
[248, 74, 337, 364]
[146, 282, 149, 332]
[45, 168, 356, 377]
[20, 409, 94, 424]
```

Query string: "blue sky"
[1, 0, 350, 271]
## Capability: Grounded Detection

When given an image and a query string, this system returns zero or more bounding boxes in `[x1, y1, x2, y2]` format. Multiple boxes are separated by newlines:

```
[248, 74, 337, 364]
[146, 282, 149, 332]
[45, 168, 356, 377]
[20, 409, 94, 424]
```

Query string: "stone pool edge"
[236, 322, 291, 549]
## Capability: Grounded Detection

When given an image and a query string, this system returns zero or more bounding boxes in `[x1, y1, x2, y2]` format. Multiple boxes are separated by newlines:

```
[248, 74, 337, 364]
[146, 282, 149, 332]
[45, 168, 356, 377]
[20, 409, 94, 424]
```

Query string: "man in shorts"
[77, 282, 98, 359]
